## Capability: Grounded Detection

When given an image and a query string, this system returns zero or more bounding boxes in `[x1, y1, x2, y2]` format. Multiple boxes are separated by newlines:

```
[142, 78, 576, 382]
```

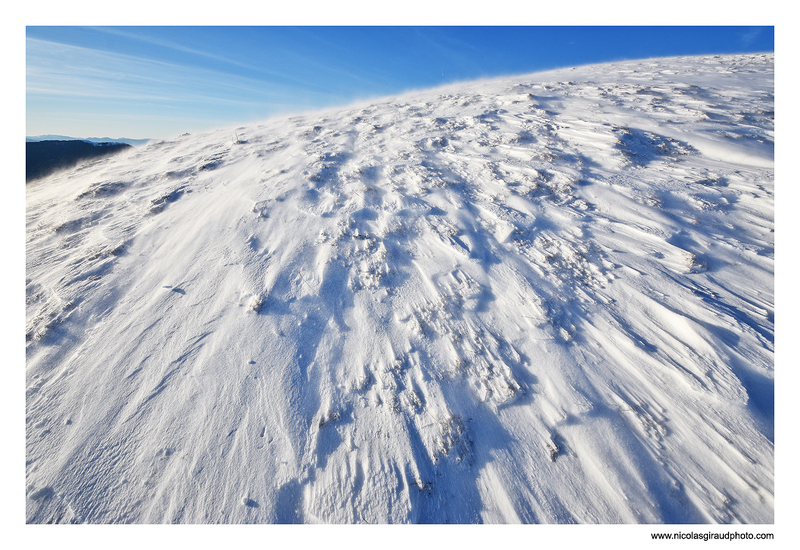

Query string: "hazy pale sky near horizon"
[26, 26, 774, 140]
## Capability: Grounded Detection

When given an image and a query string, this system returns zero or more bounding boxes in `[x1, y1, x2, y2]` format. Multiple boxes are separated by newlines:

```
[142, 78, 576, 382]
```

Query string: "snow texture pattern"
[26, 54, 773, 524]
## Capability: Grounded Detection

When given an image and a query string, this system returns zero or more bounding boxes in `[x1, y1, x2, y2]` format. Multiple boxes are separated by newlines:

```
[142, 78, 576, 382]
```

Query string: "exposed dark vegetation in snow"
[26, 140, 133, 182]
[26, 54, 773, 524]
[27, 135, 152, 146]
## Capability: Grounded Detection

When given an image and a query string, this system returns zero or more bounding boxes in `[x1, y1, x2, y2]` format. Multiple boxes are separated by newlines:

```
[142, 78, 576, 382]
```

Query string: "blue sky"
[26, 26, 774, 140]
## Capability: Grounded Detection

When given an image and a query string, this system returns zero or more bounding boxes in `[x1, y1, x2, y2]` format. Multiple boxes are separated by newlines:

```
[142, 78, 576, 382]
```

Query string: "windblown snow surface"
[26, 53, 774, 524]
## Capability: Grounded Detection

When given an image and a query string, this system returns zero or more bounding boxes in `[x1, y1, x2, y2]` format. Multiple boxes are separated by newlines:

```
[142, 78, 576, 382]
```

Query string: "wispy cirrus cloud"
[88, 27, 284, 78]
[27, 37, 345, 105]
[26, 35, 354, 137]
[739, 27, 764, 48]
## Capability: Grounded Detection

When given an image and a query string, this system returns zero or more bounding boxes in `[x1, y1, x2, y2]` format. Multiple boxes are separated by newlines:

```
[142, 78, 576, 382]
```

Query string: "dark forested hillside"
[26, 140, 132, 182]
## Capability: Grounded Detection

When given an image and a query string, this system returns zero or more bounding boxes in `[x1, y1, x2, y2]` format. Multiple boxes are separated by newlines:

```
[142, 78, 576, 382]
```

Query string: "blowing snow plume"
[26, 53, 774, 524]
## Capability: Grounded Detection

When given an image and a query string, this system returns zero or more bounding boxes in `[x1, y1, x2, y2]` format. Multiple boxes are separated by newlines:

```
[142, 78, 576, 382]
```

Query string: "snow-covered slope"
[25, 53, 774, 524]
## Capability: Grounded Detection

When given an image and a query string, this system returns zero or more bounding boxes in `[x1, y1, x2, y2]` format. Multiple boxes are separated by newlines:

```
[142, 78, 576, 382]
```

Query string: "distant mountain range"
[26, 135, 152, 147]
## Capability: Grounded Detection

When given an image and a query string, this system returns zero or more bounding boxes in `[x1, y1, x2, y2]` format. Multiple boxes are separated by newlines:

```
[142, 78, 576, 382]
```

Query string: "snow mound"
[26, 54, 773, 524]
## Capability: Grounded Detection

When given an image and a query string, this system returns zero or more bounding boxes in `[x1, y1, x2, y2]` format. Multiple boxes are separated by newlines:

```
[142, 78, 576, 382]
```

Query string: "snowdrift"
[26, 54, 774, 523]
